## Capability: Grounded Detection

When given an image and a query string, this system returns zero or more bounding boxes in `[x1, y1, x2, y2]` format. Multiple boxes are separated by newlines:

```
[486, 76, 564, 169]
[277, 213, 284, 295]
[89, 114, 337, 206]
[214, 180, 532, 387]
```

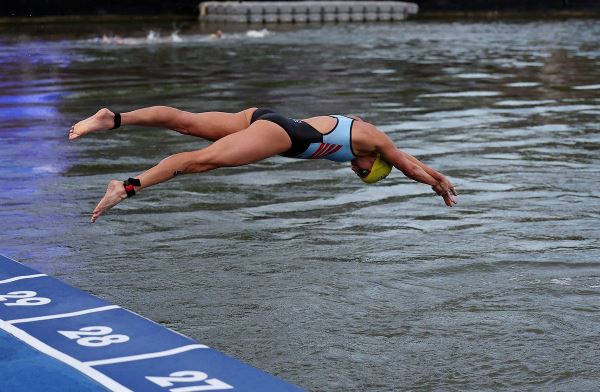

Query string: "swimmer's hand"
[90, 180, 128, 223]
[432, 177, 458, 207]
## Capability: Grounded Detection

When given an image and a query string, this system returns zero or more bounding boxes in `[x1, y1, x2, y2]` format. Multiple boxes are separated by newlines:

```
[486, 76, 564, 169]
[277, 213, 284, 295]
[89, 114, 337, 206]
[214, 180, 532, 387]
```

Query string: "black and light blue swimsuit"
[251, 108, 357, 162]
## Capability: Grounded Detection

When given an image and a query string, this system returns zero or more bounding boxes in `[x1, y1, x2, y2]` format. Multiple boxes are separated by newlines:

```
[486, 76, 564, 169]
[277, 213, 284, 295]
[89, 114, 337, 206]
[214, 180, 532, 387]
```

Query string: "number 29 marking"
[146, 371, 233, 391]
[0, 291, 51, 306]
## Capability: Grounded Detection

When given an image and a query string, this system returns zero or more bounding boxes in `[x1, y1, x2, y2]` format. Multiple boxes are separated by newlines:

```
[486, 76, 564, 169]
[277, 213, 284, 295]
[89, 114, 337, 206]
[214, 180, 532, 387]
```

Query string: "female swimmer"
[68, 107, 458, 222]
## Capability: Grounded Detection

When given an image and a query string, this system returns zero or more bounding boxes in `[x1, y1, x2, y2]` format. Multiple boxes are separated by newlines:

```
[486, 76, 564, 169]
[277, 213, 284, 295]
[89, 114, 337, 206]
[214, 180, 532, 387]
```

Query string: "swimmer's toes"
[68, 128, 80, 140]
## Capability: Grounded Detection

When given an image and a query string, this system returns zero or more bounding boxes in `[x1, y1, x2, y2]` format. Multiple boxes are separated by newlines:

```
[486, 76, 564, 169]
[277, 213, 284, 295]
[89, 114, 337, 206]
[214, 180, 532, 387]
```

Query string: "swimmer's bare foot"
[69, 108, 116, 140]
[91, 180, 127, 223]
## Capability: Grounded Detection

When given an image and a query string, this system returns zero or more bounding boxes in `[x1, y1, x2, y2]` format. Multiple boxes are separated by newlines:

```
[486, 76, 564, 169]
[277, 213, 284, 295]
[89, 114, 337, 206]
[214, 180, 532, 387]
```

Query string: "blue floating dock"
[0, 254, 304, 392]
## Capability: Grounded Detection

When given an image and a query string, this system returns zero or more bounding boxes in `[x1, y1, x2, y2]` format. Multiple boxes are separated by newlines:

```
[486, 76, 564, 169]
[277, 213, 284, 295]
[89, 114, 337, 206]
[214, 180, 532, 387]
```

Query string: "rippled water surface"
[1, 19, 599, 391]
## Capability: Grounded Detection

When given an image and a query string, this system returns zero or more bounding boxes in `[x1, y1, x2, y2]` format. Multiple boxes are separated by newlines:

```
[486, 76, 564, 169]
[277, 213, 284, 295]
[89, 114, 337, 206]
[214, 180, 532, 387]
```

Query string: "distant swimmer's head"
[351, 154, 392, 184]
[210, 30, 223, 39]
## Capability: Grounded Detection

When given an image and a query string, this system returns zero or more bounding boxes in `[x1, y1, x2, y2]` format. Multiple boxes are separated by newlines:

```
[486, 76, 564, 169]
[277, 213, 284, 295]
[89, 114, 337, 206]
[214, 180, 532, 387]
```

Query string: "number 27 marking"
[146, 370, 233, 391]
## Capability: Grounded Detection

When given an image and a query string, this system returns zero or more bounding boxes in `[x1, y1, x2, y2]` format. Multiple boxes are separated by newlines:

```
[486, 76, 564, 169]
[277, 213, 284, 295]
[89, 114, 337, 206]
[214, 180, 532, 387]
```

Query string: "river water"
[1, 19, 599, 391]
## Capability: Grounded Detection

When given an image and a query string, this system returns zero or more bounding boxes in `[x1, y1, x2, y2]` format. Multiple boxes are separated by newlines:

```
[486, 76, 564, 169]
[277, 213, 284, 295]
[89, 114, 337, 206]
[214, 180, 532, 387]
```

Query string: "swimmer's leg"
[69, 106, 257, 141]
[90, 120, 291, 222]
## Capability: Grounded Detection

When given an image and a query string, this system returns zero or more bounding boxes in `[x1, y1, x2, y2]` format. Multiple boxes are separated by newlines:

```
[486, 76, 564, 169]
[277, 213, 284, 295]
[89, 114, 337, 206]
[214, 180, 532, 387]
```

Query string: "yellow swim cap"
[361, 154, 392, 184]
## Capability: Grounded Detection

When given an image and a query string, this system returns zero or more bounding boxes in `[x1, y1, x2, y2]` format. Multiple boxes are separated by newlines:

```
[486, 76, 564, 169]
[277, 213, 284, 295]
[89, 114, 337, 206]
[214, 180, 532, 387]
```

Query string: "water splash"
[88, 28, 271, 46]
[245, 29, 271, 38]
[94, 30, 194, 46]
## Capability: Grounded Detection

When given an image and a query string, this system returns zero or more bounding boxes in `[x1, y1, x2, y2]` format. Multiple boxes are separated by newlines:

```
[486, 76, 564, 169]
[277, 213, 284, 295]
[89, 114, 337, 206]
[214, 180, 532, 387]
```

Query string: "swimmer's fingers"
[442, 193, 452, 207]
[442, 191, 457, 207]
[440, 177, 456, 193]
[432, 184, 444, 196]
[451, 192, 457, 205]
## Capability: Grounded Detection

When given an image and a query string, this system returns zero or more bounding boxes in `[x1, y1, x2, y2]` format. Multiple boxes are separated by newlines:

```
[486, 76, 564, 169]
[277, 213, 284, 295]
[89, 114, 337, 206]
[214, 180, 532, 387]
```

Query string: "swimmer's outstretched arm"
[376, 133, 458, 207]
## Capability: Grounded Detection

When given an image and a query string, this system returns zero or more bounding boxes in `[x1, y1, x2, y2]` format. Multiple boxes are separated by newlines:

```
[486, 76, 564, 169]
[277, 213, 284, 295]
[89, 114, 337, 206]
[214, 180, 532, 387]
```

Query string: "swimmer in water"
[69, 107, 458, 222]
[210, 30, 223, 39]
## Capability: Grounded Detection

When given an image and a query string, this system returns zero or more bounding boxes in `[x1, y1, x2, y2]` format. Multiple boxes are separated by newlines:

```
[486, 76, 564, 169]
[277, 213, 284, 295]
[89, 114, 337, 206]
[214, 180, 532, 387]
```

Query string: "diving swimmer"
[68, 107, 458, 222]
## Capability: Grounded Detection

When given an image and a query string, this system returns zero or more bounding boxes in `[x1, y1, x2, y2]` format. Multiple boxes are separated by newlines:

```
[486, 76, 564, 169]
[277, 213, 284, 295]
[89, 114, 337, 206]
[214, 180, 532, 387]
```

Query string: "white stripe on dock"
[84, 344, 209, 367]
[7, 305, 120, 325]
[0, 274, 47, 284]
[0, 319, 133, 392]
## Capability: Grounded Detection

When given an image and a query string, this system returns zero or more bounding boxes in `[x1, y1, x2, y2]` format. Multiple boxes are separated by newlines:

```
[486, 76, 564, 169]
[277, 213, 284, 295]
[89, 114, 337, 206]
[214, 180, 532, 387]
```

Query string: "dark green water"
[1, 19, 599, 391]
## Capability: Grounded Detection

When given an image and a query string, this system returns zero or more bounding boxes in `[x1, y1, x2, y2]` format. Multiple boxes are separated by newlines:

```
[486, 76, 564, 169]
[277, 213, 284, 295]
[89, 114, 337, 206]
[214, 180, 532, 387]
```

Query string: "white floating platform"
[0, 254, 304, 392]
[199, 1, 418, 23]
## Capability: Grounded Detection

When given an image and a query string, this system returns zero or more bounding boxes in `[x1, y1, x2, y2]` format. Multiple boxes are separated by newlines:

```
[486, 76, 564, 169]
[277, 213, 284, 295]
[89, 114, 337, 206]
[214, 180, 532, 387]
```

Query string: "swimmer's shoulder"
[350, 118, 390, 152]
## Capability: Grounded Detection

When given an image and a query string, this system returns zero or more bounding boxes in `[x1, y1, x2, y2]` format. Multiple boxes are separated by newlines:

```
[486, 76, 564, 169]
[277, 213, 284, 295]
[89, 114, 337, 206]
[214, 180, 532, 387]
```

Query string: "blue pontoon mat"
[0, 254, 304, 392]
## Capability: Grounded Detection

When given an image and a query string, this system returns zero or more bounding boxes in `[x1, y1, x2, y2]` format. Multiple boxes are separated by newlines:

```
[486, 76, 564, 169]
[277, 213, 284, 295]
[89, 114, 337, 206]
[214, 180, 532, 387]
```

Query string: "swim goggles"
[356, 169, 371, 178]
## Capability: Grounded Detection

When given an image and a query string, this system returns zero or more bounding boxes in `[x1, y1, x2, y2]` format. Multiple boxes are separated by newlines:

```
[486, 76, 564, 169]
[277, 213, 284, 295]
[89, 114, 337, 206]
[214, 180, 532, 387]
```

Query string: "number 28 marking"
[0, 291, 51, 306]
[146, 371, 233, 391]
[58, 326, 130, 347]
